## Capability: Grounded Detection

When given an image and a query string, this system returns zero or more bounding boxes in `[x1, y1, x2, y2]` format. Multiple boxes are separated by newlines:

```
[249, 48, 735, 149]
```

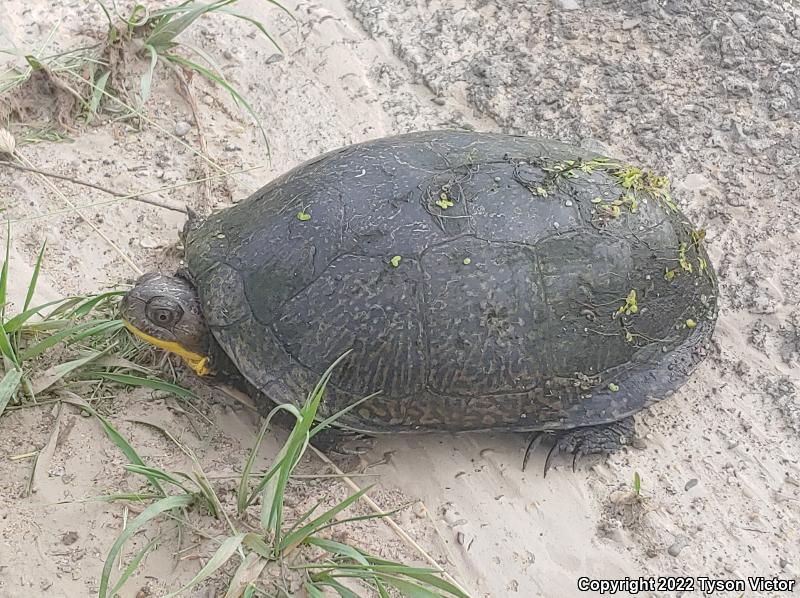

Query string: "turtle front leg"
[523, 416, 637, 476]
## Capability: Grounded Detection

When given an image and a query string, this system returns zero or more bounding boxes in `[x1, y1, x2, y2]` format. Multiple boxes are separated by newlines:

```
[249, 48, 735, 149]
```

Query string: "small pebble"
[667, 537, 689, 557]
[202, 95, 214, 105]
[552, 222, 560, 229]
[622, 17, 642, 30]
[139, 238, 161, 249]
[564, 200, 573, 207]
[555, 0, 580, 10]
[174, 121, 191, 137]
[432, 97, 446, 106]
[680, 173, 710, 191]
[731, 12, 750, 29]
[684, 478, 698, 491]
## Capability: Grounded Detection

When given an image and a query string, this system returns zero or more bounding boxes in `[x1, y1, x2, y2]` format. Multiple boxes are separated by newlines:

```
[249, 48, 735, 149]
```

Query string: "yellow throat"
[124, 321, 211, 376]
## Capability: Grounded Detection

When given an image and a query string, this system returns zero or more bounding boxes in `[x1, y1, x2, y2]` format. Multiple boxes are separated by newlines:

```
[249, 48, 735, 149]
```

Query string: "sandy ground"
[1, 0, 800, 597]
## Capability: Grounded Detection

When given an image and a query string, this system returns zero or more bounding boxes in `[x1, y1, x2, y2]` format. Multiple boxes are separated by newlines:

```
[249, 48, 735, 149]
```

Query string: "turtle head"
[121, 273, 213, 376]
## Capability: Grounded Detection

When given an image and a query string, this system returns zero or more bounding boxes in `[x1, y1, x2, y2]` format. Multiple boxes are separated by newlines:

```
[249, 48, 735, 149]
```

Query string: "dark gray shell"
[184, 130, 718, 433]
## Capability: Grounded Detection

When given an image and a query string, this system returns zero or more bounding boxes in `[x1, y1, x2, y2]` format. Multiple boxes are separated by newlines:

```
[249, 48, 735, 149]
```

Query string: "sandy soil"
[1, 0, 799, 597]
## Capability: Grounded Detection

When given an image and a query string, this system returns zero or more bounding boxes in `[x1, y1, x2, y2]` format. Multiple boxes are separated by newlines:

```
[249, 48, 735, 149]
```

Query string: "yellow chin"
[124, 321, 211, 376]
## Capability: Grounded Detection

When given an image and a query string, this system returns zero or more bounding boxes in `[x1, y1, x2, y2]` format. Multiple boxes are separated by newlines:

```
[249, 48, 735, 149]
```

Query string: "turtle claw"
[572, 449, 581, 473]
[522, 431, 545, 471]
[543, 441, 559, 477]
[526, 416, 637, 476]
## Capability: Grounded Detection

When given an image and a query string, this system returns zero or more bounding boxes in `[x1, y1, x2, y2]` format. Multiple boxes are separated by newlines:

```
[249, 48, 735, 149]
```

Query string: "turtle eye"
[145, 297, 183, 329]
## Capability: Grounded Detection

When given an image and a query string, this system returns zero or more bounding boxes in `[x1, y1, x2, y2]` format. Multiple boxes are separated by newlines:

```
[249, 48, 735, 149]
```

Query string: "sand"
[1, 0, 799, 596]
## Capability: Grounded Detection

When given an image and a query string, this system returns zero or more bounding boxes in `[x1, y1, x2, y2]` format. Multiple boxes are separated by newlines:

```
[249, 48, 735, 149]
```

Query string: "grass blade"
[70, 291, 125, 318]
[301, 505, 409, 538]
[305, 583, 326, 598]
[241, 533, 272, 559]
[216, 9, 283, 52]
[0, 368, 22, 417]
[99, 494, 194, 598]
[30, 350, 106, 394]
[91, 355, 152, 375]
[341, 558, 470, 598]
[61, 397, 166, 496]
[178, 41, 225, 81]
[223, 551, 267, 598]
[87, 372, 196, 399]
[108, 534, 162, 597]
[95, 0, 114, 33]
[67, 319, 123, 343]
[281, 499, 322, 539]
[261, 351, 353, 534]
[237, 414, 271, 514]
[87, 69, 110, 120]
[375, 579, 390, 598]
[146, 0, 234, 49]
[311, 578, 363, 598]
[18, 319, 113, 361]
[90, 492, 163, 503]
[305, 537, 368, 565]
[164, 54, 267, 147]
[1, 221, 11, 320]
[263, 434, 306, 536]
[259, 0, 296, 22]
[0, 320, 20, 366]
[124, 464, 191, 492]
[392, 571, 472, 598]
[22, 241, 46, 312]
[140, 44, 158, 105]
[371, 574, 449, 598]
[309, 391, 379, 439]
[355, 566, 469, 598]
[161, 532, 247, 598]
[238, 402, 299, 513]
[278, 485, 373, 554]
[42, 296, 86, 319]
[192, 466, 224, 519]
[3, 298, 74, 333]
[244, 405, 300, 506]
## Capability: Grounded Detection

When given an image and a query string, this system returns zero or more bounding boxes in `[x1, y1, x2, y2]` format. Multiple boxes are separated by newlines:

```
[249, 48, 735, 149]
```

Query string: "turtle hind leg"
[523, 416, 637, 476]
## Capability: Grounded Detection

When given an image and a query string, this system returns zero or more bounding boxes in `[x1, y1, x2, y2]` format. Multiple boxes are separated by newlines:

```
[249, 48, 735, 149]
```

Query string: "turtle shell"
[184, 130, 718, 433]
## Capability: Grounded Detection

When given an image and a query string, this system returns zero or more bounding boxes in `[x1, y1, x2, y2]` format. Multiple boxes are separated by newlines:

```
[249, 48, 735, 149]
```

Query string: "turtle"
[121, 130, 718, 472]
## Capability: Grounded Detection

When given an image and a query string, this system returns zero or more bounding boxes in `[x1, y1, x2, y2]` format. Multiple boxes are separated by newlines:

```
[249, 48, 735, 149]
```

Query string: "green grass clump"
[0, 230, 196, 415]
[1, 0, 289, 146]
[85, 353, 469, 597]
